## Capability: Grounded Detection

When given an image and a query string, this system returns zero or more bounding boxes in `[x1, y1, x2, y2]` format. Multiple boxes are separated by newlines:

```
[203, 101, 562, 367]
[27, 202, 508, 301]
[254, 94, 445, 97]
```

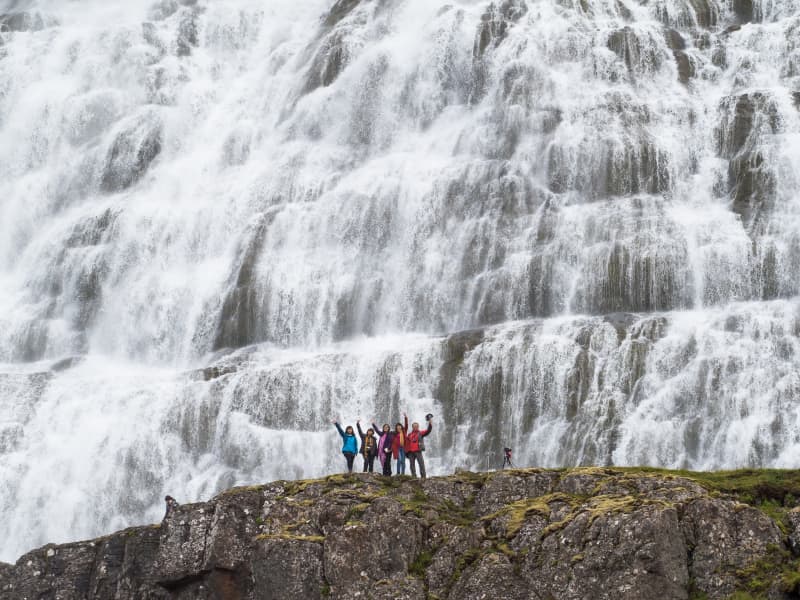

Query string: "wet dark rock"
[50, 356, 84, 372]
[548, 136, 671, 197]
[716, 92, 780, 159]
[100, 112, 163, 193]
[732, 0, 754, 23]
[663, 28, 695, 83]
[13, 321, 49, 362]
[303, 0, 372, 92]
[3, 469, 800, 599]
[653, 0, 718, 29]
[306, 32, 349, 90]
[664, 28, 686, 51]
[176, 6, 200, 57]
[323, 0, 362, 28]
[0, 11, 44, 33]
[688, 0, 717, 28]
[436, 328, 485, 450]
[212, 213, 272, 351]
[603, 312, 639, 342]
[607, 26, 668, 82]
[615, 0, 633, 21]
[471, 0, 528, 101]
[723, 23, 743, 35]
[193, 364, 238, 381]
[716, 92, 781, 231]
[547, 92, 670, 198]
[65, 208, 118, 248]
[608, 27, 640, 71]
[711, 40, 727, 68]
[474, 0, 528, 59]
[729, 150, 776, 231]
[674, 49, 695, 83]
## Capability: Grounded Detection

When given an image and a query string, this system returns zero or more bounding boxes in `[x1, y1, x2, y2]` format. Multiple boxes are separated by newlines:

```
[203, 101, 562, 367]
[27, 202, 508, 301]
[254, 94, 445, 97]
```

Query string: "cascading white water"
[0, 0, 798, 561]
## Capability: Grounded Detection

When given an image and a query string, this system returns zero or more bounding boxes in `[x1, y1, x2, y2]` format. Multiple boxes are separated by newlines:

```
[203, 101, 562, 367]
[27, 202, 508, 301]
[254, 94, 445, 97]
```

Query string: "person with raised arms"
[372, 421, 394, 476]
[356, 420, 378, 472]
[404, 413, 433, 479]
[332, 419, 359, 473]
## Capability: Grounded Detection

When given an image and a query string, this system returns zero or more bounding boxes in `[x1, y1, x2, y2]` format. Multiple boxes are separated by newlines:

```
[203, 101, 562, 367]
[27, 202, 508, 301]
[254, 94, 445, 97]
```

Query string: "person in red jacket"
[403, 412, 433, 479]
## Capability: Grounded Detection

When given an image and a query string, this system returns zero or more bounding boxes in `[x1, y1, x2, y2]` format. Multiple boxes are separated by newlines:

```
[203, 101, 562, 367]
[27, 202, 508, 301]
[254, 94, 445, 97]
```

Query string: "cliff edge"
[3, 468, 800, 599]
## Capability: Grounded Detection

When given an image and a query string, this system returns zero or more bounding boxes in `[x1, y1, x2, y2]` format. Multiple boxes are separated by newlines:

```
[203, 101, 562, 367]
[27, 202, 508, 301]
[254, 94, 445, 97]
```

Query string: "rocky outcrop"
[4, 468, 800, 599]
[100, 110, 163, 193]
[715, 92, 781, 233]
[474, 0, 528, 59]
[471, 0, 528, 101]
[303, 0, 370, 93]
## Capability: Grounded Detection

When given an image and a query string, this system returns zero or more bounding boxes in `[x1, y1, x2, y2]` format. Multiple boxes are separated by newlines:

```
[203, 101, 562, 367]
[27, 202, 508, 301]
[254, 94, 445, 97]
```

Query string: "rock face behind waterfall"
[4, 468, 800, 600]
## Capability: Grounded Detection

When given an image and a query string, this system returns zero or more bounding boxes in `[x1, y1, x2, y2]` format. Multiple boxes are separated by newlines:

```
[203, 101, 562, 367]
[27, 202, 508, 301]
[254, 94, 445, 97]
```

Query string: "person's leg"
[408, 452, 417, 477]
[346, 453, 355, 473]
[363, 454, 368, 472]
[382, 454, 392, 476]
[418, 452, 426, 479]
[368, 456, 375, 472]
[398, 449, 406, 475]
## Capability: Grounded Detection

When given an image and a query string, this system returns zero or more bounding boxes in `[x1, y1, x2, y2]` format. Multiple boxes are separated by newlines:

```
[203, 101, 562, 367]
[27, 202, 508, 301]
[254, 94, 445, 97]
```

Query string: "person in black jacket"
[373, 421, 394, 476]
[357, 421, 379, 472]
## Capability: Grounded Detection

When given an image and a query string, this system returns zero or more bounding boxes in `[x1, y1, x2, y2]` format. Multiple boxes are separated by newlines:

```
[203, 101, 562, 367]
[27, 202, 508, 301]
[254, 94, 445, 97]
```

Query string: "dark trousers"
[407, 451, 426, 478]
[381, 451, 392, 475]
[363, 454, 375, 472]
[343, 452, 355, 473]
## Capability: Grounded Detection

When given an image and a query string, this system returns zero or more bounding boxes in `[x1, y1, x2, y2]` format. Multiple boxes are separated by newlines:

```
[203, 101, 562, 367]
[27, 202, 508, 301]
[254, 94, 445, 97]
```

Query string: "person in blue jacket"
[333, 420, 359, 473]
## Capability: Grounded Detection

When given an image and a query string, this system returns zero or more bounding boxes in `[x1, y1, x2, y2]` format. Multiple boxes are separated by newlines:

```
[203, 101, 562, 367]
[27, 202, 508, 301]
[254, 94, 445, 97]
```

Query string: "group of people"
[333, 413, 433, 478]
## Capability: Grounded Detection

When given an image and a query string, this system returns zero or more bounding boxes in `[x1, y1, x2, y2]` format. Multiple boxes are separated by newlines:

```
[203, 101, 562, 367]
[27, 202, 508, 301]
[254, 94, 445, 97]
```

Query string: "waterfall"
[0, 0, 798, 560]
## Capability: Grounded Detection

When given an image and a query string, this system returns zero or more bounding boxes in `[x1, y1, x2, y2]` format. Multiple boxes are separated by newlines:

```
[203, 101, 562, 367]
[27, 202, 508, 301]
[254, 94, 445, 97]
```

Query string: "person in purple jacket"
[373, 422, 394, 476]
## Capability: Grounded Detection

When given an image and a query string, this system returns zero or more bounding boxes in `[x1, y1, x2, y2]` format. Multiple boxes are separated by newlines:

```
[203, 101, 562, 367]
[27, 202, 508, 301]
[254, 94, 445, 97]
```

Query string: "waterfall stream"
[0, 0, 798, 560]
